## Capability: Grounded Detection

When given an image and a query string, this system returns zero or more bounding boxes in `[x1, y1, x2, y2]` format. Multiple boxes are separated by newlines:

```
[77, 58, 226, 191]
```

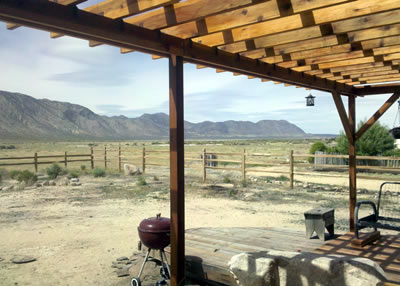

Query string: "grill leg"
[160, 249, 171, 280]
[137, 248, 151, 279]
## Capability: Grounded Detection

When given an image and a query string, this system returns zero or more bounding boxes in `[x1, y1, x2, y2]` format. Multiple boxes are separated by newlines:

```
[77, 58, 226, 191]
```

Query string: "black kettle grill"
[131, 213, 171, 286]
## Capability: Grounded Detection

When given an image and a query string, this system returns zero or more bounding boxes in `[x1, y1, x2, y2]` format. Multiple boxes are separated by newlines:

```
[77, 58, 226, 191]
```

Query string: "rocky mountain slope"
[0, 90, 307, 140]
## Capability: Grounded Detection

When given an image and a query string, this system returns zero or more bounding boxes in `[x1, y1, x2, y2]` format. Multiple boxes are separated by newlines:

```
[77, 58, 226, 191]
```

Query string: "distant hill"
[0, 90, 308, 140]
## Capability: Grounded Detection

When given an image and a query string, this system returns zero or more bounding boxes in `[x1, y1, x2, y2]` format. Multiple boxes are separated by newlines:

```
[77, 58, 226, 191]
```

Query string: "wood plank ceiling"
[2, 0, 400, 95]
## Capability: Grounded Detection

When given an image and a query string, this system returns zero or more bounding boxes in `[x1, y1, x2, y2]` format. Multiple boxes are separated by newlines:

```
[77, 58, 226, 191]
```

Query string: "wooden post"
[242, 149, 246, 181]
[332, 91, 357, 232]
[202, 148, 206, 183]
[104, 145, 107, 169]
[169, 54, 185, 286]
[90, 147, 94, 169]
[118, 146, 122, 173]
[64, 151, 67, 168]
[290, 150, 294, 189]
[34, 152, 38, 173]
[142, 147, 146, 174]
[348, 95, 356, 232]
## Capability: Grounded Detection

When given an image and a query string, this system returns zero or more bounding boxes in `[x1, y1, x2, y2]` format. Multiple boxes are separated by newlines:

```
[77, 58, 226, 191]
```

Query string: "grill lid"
[138, 213, 170, 233]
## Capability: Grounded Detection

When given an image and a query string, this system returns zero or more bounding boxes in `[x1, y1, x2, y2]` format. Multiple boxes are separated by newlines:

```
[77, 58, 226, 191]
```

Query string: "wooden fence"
[2, 147, 400, 187]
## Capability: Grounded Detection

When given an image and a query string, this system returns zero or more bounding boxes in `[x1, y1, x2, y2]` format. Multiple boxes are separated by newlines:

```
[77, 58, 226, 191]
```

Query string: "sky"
[0, 23, 399, 135]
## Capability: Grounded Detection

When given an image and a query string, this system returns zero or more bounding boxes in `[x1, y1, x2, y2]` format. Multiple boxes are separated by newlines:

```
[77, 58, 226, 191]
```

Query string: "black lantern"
[305, 93, 315, 106]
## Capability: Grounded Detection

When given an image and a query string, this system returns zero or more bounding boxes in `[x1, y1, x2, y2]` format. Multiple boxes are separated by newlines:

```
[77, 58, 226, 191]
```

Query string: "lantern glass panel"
[306, 94, 315, 106]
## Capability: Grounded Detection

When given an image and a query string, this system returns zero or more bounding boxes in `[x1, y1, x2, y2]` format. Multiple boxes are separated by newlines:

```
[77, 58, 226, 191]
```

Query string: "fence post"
[104, 145, 107, 169]
[90, 147, 94, 169]
[242, 149, 246, 182]
[64, 151, 68, 168]
[202, 148, 206, 183]
[290, 150, 294, 189]
[142, 147, 146, 174]
[118, 146, 122, 173]
[34, 152, 38, 173]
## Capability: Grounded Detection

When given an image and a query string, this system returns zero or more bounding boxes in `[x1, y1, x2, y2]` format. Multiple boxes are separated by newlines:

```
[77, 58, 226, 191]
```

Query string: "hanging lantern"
[305, 93, 315, 106]
[389, 100, 400, 139]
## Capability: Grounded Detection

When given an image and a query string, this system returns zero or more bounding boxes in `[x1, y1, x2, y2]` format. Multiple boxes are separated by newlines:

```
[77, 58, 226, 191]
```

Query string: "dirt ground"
[0, 167, 397, 286]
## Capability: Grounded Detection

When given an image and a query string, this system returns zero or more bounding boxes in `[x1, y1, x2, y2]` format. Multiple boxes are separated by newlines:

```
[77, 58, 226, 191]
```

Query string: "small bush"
[277, 175, 290, 182]
[241, 180, 247, 188]
[308, 141, 327, 163]
[137, 176, 147, 186]
[17, 170, 37, 185]
[93, 168, 106, 178]
[69, 169, 80, 178]
[153, 175, 159, 181]
[46, 163, 63, 179]
[10, 170, 20, 179]
[80, 165, 86, 171]
[223, 176, 231, 184]
[0, 169, 6, 183]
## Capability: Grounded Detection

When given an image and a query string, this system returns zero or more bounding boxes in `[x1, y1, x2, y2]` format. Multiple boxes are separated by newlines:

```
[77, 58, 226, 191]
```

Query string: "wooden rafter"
[355, 92, 400, 140]
[6, 22, 18, 30]
[86, 0, 179, 19]
[51, 0, 179, 39]
[3, 0, 400, 93]
[193, 1, 400, 47]
[0, 0, 358, 95]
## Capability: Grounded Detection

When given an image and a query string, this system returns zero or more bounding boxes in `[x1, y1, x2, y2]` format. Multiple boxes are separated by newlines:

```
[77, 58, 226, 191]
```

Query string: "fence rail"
[2, 147, 400, 186]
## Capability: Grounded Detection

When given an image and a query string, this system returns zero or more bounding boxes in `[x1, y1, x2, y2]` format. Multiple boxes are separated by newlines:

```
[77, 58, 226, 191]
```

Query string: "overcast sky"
[0, 23, 398, 135]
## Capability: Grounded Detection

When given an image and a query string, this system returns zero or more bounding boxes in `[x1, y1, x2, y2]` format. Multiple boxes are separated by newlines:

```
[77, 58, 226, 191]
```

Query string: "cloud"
[48, 69, 134, 86]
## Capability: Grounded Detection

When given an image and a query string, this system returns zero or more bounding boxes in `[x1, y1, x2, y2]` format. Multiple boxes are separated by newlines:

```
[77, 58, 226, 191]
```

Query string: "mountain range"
[0, 90, 308, 140]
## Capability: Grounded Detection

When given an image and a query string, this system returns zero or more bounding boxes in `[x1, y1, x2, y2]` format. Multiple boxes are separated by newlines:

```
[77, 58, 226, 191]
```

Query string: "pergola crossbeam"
[0, 0, 357, 96]
[355, 92, 400, 140]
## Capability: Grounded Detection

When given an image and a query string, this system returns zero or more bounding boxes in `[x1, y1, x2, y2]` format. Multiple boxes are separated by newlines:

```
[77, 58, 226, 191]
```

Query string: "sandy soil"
[0, 169, 395, 286]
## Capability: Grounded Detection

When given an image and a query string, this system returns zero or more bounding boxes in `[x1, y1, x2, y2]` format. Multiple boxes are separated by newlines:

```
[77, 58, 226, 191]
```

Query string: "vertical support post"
[104, 145, 107, 169]
[169, 54, 185, 286]
[64, 151, 68, 168]
[34, 152, 38, 173]
[290, 150, 294, 189]
[118, 146, 122, 173]
[142, 147, 146, 174]
[90, 147, 94, 169]
[202, 148, 207, 183]
[242, 149, 246, 182]
[348, 95, 356, 231]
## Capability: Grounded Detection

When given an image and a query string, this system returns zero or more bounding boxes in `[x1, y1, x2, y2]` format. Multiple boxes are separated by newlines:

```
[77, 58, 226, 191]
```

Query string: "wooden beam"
[355, 85, 400, 96]
[169, 54, 185, 286]
[51, 0, 178, 39]
[196, 64, 206, 69]
[152, 54, 164, 60]
[0, 0, 358, 95]
[348, 94, 356, 232]
[332, 91, 353, 143]
[89, 40, 102, 47]
[125, 0, 270, 30]
[47, 0, 90, 38]
[194, 1, 400, 48]
[160, 0, 353, 39]
[161, 1, 281, 39]
[6, 21, 19, 29]
[120, 48, 135, 54]
[355, 92, 400, 140]
[85, 0, 179, 19]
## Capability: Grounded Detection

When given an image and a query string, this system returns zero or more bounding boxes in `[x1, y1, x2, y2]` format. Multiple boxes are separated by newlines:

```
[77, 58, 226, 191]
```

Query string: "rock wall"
[228, 250, 387, 286]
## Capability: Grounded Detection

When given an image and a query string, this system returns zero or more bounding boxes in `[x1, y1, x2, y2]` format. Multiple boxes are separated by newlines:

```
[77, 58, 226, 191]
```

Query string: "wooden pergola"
[1, 0, 400, 284]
